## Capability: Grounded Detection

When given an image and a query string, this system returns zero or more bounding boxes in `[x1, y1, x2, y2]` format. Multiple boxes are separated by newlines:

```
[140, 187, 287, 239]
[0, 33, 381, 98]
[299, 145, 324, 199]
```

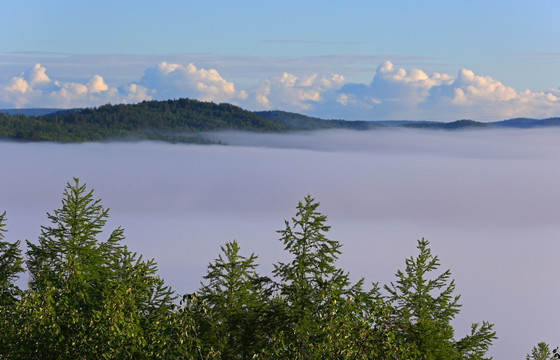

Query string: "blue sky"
[1, 0, 559, 120]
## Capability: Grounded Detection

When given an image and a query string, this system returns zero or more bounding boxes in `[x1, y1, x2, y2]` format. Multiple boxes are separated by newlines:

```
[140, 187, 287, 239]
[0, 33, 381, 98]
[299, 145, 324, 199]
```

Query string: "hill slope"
[0, 108, 63, 117]
[3, 99, 560, 143]
[256, 110, 380, 130]
[0, 99, 288, 142]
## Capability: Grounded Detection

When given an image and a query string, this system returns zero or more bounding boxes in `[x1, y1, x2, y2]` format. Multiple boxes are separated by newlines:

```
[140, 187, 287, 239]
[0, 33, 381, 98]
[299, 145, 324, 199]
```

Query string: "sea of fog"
[2, 128, 560, 359]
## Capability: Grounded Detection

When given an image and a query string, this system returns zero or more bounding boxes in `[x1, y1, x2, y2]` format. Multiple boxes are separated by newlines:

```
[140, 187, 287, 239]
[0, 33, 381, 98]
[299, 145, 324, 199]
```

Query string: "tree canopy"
[0, 99, 288, 143]
[0, 179, 503, 359]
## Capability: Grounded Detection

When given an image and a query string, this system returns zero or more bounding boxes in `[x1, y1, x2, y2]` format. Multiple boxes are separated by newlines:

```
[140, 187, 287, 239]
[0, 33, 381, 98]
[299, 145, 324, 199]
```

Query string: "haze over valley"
[2, 1, 560, 358]
[2, 128, 560, 358]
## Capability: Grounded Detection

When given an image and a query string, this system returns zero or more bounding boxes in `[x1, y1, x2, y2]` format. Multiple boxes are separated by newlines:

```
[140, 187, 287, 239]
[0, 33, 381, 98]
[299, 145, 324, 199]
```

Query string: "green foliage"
[0, 211, 24, 307]
[1, 179, 188, 359]
[5, 103, 560, 143]
[385, 238, 496, 359]
[0, 98, 288, 143]
[273, 195, 351, 310]
[526, 342, 560, 360]
[403, 119, 490, 130]
[272, 195, 356, 351]
[256, 110, 377, 130]
[527, 342, 553, 360]
[192, 240, 271, 359]
[0, 182, 499, 359]
[0, 211, 25, 355]
[268, 195, 413, 359]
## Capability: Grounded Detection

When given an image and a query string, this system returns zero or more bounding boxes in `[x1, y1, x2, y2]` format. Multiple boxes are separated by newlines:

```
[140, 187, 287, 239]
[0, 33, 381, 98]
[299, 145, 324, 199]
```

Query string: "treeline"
[4, 99, 560, 143]
[255, 110, 378, 130]
[0, 99, 288, 143]
[0, 179, 509, 359]
[255, 111, 494, 130]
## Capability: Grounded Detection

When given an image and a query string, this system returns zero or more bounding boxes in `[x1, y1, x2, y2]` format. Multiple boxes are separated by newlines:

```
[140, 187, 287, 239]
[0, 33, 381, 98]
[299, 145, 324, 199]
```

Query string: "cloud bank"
[1, 61, 560, 120]
[253, 72, 344, 111]
[310, 61, 560, 120]
[0, 63, 145, 109]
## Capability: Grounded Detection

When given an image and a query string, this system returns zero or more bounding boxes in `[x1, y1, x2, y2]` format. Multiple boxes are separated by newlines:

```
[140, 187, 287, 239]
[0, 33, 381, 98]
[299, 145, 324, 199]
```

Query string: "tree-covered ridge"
[402, 119, 491, 129]
[255, 110, 379, 130]
[0, 99, 288, 143]
[0, 179, 511, 359]
[256, 110, 560, 130]
[3, 99, 560, 143]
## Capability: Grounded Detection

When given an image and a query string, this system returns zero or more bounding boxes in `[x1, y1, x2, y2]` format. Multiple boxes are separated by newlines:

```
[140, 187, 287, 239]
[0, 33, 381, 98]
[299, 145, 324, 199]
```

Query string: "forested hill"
[260, 111, 560, 130]
[255, 110, 379, 130]
[2, 98, 560, 143]
[0, 108, 63, 117]
[0, 99, 288, 143]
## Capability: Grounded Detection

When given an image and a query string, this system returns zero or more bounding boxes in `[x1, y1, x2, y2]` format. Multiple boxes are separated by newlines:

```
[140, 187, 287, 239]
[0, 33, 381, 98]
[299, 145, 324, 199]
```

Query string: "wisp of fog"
[1, 128, 559, 359]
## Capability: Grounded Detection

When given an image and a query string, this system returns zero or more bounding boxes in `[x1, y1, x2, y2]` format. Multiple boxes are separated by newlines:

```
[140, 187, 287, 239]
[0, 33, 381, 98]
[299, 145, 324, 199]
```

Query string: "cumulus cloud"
[137, 62, 244, 103]
[309, 61, 454, 120]
[1, 64, 56, 107]
[252, 72, 344, 111]
[87, 75, 109, 94]
[420, 68, 560, 120]
[0, 62, 251, 110]
[0, 62, 245, 109]
[5, 77, 30, 94]
[308, 61, 560, 121]
[1, 61, 560, 121]
[452, 69, 517, 104]
[0, 63, 152, 109]
[24, 63, 51, 87]
[120, 83, 154, 103]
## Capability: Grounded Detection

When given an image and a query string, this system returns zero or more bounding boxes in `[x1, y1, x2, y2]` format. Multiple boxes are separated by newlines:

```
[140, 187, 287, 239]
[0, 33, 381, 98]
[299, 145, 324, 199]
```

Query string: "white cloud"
[0, 62, 245, 109]
[0, 64, 153, 109]
[5, 77, 30, 94]
[137, 62, 241, 103]
[253, 72, 344, 111]
[420, 68, 560, 120]
[1, 61, 560, 121]
[307, 61, 454, 120]
[121, 83, 154, 103]
[452, 69, 517, 104]
[24, 63, 51, 87]
[87, 75, 109, 94]
[309, 61, 560, 121]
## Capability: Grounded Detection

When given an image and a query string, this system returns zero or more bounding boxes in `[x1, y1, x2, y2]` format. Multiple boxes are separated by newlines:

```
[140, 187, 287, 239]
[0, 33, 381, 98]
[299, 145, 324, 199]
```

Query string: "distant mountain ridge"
[0, 108, 66, 117]
[1, 99, 560, 143]
[256, 110, 560, 130]
[492, 117, 560, 128]
[255, 110, 379, 130]
[0, 99, 287, 142]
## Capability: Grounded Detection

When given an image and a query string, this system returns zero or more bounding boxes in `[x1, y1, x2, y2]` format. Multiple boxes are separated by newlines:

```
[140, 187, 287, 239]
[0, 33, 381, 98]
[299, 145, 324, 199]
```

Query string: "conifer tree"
[385, 238, 496, 359]
[1, 183, 502, 359]
[526, 342, 560, 360]
[11, 178, 181, 359]
[195, 240, 271, 359]
[270, 195, 401, 358]
[0, 211, 25, 355]
[0, 211, 24, 307]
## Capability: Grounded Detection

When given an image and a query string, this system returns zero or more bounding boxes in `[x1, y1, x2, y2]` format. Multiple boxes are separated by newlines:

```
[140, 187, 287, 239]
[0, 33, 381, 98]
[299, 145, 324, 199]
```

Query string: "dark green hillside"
[493, 117, 560, 128]
[403, 119, 490, 130]
[3, 98, 560, 143]
[0, 98, 288, 142]
[256, 110, 379, 130]
[540, 117, 560, 126]
[58, 99, 288, 133]
[0, 108, 63, 117]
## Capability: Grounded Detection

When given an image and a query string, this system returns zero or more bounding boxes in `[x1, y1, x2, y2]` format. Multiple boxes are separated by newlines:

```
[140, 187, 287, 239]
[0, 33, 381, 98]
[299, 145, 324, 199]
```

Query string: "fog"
[2, 128, 560, 358]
